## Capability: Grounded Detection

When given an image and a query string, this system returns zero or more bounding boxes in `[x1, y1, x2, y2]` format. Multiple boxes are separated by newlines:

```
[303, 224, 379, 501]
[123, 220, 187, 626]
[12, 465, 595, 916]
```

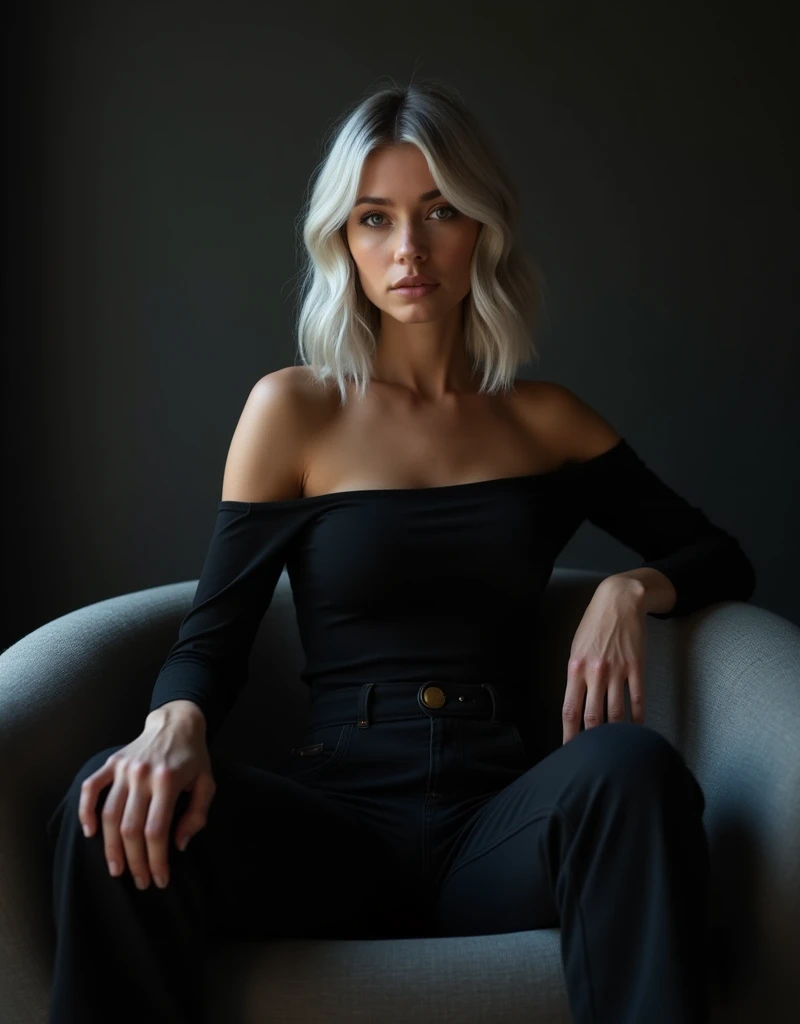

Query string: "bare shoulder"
[220, 366, 327, 502]
[513, 379, 622, 462]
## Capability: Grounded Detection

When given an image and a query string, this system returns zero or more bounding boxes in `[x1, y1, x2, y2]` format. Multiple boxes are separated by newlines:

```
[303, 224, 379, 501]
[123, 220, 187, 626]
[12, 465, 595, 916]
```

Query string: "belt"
[305, 680, 507, 731]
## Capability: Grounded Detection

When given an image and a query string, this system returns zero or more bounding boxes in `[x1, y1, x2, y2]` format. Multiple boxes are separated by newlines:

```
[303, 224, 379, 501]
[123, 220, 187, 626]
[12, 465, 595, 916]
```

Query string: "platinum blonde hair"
[293, 77, 547, 405]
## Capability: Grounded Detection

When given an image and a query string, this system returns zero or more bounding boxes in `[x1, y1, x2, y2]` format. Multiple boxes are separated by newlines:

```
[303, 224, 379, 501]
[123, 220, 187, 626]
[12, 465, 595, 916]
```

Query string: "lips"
[392, 277, 437, 289]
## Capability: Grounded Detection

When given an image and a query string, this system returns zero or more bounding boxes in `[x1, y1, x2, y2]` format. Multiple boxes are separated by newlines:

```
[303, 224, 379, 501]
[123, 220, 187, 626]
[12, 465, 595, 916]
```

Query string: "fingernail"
[178, 836, 189, 852]
[134, 876, 148, 890]
[108, 860, 120, 876]
[154, 874, 167, 889]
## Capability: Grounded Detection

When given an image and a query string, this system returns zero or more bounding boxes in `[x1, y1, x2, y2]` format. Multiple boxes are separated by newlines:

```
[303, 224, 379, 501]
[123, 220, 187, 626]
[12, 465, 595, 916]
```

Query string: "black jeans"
[46, 680, 710, 1023]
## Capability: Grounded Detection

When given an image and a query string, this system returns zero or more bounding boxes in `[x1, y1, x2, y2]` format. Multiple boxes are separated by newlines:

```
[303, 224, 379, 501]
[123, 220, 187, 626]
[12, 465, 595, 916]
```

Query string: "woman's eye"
[359, 205, 459, 228]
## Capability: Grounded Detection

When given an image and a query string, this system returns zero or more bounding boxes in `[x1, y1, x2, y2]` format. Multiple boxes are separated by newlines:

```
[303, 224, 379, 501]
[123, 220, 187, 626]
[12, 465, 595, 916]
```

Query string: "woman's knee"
[581, 721, 688, 784]
[602, 722, 706, 815]
[69, 744, 128, 800]
[46, 745, 128, 851]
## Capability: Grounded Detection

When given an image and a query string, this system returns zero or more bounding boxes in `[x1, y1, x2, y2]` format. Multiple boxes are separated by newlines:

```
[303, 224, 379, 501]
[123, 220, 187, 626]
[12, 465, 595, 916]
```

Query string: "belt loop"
[480, 683, 498, 722]
[357, 682, 374, 729]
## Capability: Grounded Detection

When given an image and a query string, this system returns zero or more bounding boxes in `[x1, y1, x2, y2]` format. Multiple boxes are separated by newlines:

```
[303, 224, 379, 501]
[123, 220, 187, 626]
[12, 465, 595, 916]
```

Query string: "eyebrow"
[354, 188, 442, 207]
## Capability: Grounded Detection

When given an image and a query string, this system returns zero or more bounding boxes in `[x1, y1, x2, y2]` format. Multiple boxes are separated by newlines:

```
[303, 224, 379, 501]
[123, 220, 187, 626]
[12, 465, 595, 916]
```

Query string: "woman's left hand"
[562, 577, 648, 745]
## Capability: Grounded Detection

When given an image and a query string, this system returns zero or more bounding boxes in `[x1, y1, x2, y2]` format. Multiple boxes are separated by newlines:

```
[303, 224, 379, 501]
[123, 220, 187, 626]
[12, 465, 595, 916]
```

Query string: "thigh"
[430, 770, 560, 937]
[430, 722, 691, 938]
[187, 750, 406, 942]
[52, 743, 398, 943]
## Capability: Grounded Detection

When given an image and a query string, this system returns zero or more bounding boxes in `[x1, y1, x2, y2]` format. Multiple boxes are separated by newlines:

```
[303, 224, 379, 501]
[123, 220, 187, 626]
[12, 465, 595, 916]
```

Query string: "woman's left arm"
[577, 436, 757, 618]
[550, 389, 757, 744]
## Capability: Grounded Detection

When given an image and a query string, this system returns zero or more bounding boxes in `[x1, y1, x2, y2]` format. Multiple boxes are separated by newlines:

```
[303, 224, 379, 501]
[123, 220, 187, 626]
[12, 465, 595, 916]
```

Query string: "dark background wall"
[5, 0, 797, 655]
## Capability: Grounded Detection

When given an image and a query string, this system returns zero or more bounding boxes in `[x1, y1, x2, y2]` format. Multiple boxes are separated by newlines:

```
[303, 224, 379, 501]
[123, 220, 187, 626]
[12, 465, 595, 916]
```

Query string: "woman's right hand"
[77, 702, 215, 891]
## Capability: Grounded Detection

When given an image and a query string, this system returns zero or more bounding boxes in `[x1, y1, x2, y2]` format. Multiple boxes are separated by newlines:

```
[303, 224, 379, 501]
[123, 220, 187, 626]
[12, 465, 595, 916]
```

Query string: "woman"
[46, 78, 756, 1024]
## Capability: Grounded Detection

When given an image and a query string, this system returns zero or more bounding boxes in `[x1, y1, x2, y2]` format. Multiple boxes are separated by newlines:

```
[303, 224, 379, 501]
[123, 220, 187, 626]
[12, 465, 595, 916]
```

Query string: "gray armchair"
[2, 568, 799, 1023]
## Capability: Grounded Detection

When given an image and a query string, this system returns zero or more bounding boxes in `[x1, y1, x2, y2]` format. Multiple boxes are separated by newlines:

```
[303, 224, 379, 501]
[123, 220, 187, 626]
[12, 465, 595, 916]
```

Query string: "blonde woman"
[46, 78, 755, 1024]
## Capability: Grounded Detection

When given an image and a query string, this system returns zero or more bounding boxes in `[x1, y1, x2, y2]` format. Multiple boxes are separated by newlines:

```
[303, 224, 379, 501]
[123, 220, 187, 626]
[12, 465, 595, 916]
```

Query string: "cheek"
[443, 242, 477, 285]
[443, 226, 479, 262]
[351, 243, 386, 280]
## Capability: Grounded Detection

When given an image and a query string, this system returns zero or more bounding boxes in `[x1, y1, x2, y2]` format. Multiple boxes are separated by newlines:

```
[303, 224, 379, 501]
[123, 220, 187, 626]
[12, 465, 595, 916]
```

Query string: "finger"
[583, 662, 608, 730]
[173, 772, 216, 853]
[626, 662, 646, 725]
[100, 776, 130, 879]
[79, 761, 116, 838]
[142, 766, 182, 887]
[563, 659, 587, 745]
[606, 674, 627, 723]
[119, 761, 154, 890]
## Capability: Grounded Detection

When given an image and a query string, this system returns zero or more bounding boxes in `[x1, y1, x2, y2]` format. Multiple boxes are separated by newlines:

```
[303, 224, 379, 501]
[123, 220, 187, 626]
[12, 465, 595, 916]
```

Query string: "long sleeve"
[575, 438, 757, 619]
[148, 500, 317, 744]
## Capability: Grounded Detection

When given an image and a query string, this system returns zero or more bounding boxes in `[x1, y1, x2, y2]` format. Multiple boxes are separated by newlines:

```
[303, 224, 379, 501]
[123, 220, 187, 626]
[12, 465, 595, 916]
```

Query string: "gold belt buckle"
[421, 684, 446, 709]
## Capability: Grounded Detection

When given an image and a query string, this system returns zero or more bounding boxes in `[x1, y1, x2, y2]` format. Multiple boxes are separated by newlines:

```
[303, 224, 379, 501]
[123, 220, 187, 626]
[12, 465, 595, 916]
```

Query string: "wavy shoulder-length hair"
[293, 77, 547, 405]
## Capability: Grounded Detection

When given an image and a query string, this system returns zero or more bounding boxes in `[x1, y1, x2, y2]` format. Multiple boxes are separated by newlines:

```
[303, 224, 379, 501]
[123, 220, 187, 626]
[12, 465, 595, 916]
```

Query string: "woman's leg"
[430, 721, 711, 1024]
[46, 743, 390, 1024]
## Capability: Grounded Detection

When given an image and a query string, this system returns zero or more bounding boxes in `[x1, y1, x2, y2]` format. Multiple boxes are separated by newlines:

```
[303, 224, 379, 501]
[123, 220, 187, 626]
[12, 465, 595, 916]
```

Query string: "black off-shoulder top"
[147, 438, 756, 743]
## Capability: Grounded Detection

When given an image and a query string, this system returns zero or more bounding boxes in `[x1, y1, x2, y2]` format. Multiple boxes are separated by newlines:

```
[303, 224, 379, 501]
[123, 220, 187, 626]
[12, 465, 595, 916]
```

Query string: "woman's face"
[344, 143, 482, 324]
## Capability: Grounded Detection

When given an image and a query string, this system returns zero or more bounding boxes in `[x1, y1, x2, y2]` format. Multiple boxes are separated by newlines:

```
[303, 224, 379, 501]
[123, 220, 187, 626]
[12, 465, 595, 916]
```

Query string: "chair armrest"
[0, 581, 201, 788]
[539, 570, 800, 1016]
[653, 602, 800, 1016]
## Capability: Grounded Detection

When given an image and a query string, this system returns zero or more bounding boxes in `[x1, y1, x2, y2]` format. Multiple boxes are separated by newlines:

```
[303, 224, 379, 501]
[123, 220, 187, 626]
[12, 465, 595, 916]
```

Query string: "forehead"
[358, 143, 433, 187]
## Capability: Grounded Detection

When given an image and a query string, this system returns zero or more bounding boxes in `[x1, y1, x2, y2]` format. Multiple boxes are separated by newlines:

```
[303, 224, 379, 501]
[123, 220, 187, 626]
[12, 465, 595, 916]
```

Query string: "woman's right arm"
[145, 698, 207, 735]
[146, 367, 319, 742]
[78, 369, 320, 891]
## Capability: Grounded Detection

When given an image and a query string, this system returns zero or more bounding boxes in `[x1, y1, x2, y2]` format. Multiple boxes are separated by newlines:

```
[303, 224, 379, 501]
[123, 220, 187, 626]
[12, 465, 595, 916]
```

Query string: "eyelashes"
[358, 205, 460, 229]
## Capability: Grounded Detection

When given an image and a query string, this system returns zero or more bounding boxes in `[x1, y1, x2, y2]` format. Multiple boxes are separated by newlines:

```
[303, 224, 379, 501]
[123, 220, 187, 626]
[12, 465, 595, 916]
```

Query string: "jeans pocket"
[289, 723, 353, 778]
